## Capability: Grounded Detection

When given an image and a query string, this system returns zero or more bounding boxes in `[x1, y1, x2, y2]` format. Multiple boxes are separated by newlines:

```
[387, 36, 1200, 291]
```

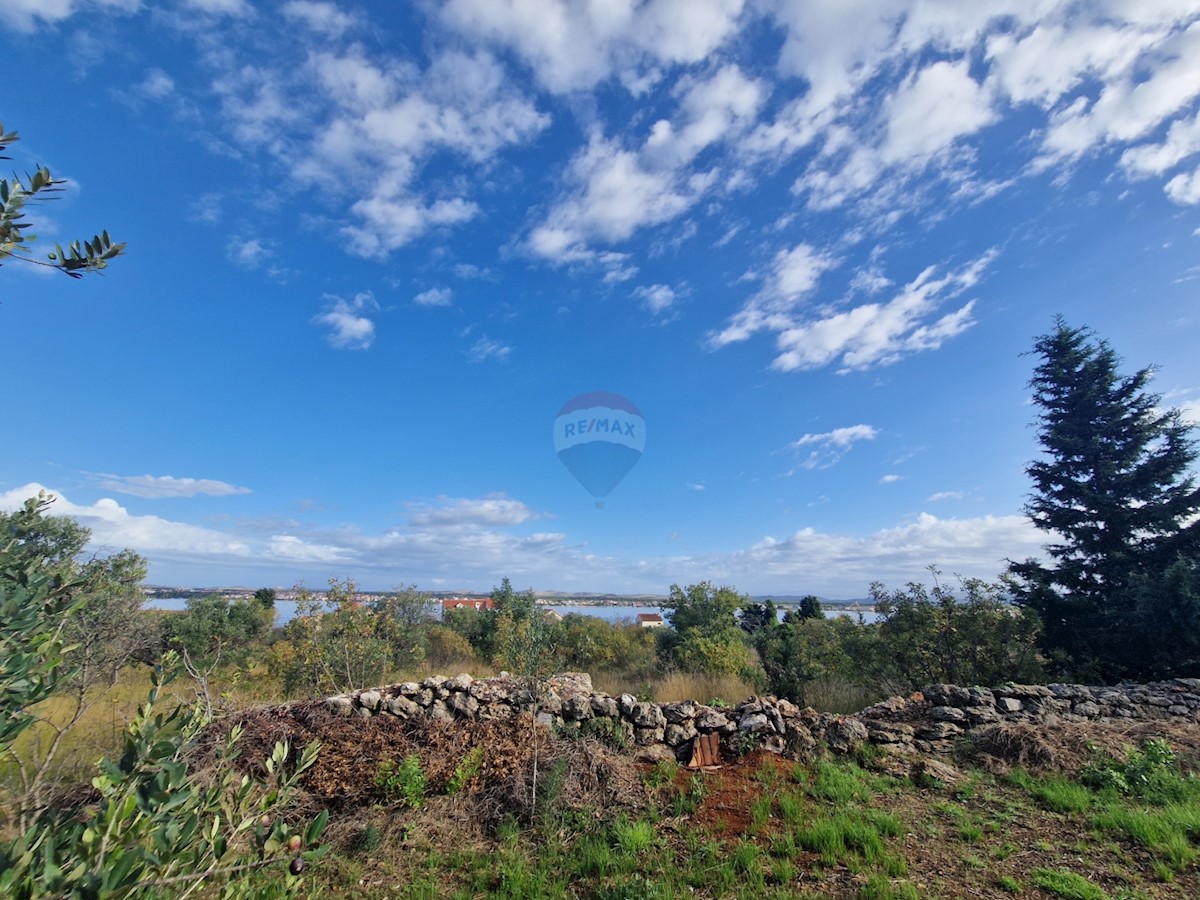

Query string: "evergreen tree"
[1010, 318, 1200, 680]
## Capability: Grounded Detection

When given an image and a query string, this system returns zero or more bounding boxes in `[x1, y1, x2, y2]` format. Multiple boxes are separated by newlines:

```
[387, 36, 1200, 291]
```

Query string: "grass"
[1029, 867, 1110, 899]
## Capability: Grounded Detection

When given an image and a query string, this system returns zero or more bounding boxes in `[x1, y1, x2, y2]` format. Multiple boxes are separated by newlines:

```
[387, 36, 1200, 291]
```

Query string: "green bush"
[377, 754, 426, 807]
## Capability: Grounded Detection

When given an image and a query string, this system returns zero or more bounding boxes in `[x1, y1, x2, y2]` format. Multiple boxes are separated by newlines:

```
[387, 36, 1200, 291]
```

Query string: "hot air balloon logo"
[554, 391, 645, 507]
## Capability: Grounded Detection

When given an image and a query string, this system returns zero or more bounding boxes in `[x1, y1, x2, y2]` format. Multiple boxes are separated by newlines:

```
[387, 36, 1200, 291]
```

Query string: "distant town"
[140, 585, 875, 616]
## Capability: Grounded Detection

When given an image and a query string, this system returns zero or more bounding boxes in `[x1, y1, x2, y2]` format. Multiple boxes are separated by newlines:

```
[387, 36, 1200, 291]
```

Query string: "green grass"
[1092, 801, 1200, 871]
[1029, 867, 1109, 900]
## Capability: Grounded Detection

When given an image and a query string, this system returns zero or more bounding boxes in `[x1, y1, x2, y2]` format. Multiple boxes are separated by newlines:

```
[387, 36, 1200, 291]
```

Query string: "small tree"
[1, 122, 124, 277]
[865, 573, 1043, 692]
[1010, 318, 1200, 680]
[658, 582, 753, 676]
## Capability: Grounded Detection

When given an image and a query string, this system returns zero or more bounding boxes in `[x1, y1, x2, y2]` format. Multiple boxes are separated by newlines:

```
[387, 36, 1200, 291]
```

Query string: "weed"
[777, 790, 806, 826]
[446, 746, 484, 795]
[1029, 868, 1110, 900]
[1092, 800, 1200, 871]
[959, 823, 983, 842]
[996, 874, 1022, 893]
[670, 774, 707, 817]
[810, 759, 873, 805]
[577, 715, 630, 750]
[643, 758, 679, 790]
[355, 823, 383, 854]
[857, 873, 920, 900]
[611, 817, 655, 854]
[377, 753, 427, 807]
[750, 795, 773, 831]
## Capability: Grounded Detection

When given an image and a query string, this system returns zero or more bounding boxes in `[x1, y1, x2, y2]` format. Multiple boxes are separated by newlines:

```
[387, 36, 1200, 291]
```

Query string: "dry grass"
[969, 718, 1200, 775]
[591, 670, 760, 705]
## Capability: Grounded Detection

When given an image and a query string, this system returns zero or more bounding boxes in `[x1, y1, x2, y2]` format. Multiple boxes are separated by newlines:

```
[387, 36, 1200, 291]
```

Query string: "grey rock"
[618, 693, 638, 717]
[930, 705, 968, 723]
[562, 695, 594, 721]
[428, 700, 453, 722]
[917, 722, 963, 740]
[825, 718, 869, 754]
[416, 689, 434, 707]
[996, 697, 1023, 713]
[358, 690, 382, 711]
[548, 672, 593, 694]
[663, 700, 699, 724]
[386, 695, 420, 717]
[738, 713, 770, 733]
[631, 702, 667, 729]
[325, 696, 354, 717]
[355, 706, 372, 720]
[535, 712, 557, 728]
[866, 721, 915, 744]
[447, 673, 474, 691]
[764, 706, 786, 735]
[422, 675, 447, 690]
[634, 725, 665, 746]
[664, 721, 698, 746]
[924, 684, 971, 707]
[696, 710, 731, 732]
[447, 692, 479, 718]
[397, 682, 420, 697]
[1073, 701, 1101, 717]
[1168, 705, 1190, 716]
[590, 695, 619, 718]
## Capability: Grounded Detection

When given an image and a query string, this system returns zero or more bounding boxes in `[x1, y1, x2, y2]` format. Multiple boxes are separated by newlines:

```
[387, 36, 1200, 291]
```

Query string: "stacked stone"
[322, 674, 1200, 764]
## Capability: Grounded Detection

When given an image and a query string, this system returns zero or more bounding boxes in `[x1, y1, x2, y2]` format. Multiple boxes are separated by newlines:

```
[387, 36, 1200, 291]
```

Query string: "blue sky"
[2, 0, 1199, 598]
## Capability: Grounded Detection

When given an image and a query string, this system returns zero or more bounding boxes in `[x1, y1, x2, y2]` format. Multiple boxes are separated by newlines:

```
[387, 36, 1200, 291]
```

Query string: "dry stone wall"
[323, 673, 1200, 764]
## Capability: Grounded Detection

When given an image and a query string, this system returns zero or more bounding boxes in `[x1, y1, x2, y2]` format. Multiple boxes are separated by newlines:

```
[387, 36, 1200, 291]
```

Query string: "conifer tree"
[1010, 317, 1200, 680]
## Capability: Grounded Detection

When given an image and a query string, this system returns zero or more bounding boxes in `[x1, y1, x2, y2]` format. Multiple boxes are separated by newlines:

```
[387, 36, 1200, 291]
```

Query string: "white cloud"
[312, 291, 378, 350]
[0, 0, 138, 32]
[439, 0, 744, 94]
[731, 512, 1044, 596]
[788, 424, 878, 470]
[0, 484, 253, 558]
[881, 61, 997, 165]
[467, 335, 511, 362]
[633, 284, 676, 314]
[686, 482, 706, 492]
[0, 485, 1045, 597]
[1121, 110, 1200, 177]
[722, 249, 995, 374]
[408, 495, 535, 528]
[414, 287, 453, 307]
[182, 0, 249, 15]
[93, 474, 252, 499]
[1165, 165, 1200, 204]
[137, 68, 175, 99]
[227, 235, 269, 269]
[708, 242, 838, 347]
[879, 474, 902, 484]
[281, 0, 353, 36]
[928, 490, 967, 502]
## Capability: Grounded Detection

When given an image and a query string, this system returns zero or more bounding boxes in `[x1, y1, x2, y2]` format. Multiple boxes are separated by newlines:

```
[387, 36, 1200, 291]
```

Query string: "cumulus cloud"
[928, 490, 967, 502]
[788, 424, 878, 470]
[408, 494, 535, 528]
[281, 0, 354, 36]
[312, 291, 378, 350]
[0, 485, 1043, 596]
[0, 0, 138, 32]
[439, 0, 745, 94]
[467, 335, 511, 362]
[633, 284, 677, 314]
[414, 287, 453, 307]
[708, 242, 839, 347]
[92, 474, 252, 499]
